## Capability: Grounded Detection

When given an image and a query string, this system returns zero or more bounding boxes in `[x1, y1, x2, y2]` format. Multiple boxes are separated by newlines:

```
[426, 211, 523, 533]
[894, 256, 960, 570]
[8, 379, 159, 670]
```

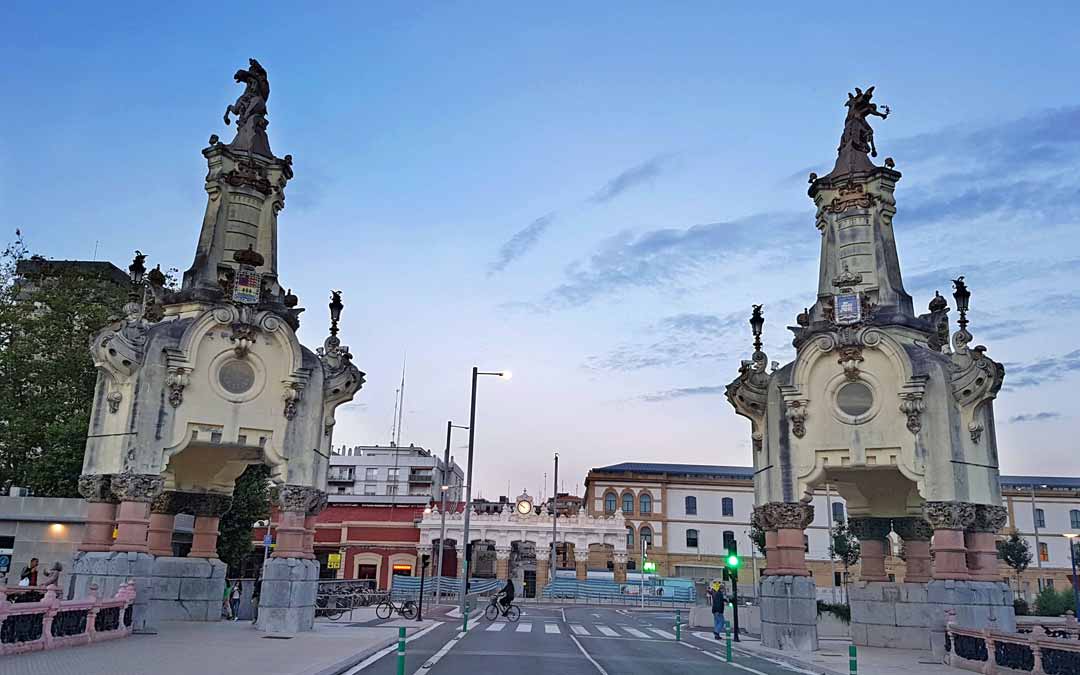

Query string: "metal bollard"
[462, 600, 470, 633]
[676, 609, 681, 641]
[396, 627, 406, 675]
[725, 623, 732, 662]
[849, 643, 857, 675]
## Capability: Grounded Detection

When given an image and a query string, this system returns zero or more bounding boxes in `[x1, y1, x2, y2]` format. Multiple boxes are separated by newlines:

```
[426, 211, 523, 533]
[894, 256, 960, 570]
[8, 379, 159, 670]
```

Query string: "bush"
[1034, 587, 1076, 617]
[816, 600, 851, 623]
[1013, 598, 1029, 616]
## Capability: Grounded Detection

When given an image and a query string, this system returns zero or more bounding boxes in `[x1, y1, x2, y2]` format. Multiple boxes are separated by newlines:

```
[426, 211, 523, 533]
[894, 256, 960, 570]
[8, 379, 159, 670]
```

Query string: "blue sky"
[3, 2, 1079, 498]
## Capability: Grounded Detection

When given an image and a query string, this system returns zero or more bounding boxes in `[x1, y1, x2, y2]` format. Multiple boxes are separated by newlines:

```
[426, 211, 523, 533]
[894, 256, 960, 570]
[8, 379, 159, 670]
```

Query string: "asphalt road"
[343, 604, 819, 675]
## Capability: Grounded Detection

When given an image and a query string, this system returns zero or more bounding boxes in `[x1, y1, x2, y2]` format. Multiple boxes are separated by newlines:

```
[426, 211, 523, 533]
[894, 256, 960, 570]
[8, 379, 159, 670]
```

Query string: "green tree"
[999, 533, 1033, 599]
[749, 521, 767, 558]
[829, 521, 861, 604]
[0, 236, 130, 496]
[217, 463, 273, 576]
[1034, 586, 1076, 617]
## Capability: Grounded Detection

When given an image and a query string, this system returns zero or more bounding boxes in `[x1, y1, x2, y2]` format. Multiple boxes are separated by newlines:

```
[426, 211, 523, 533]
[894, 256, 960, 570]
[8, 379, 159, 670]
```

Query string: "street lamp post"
[435, 420, 468, 603]
[550, 452, 559, 574]
[458, 367, 511, 619]
[1064, 533, 1080, 618]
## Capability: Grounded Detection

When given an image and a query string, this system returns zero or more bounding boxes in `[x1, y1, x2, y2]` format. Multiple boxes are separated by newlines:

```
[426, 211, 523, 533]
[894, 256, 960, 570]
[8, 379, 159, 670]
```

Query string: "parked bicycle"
[375, 597, 418, 620]
[315, 592, 353, 621]
[484, 595, 520, 622]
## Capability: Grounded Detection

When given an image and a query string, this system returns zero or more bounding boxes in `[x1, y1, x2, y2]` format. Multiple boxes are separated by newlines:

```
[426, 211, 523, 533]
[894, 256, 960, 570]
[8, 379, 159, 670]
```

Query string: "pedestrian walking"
[251, 576, 262, 624]
[222, 581, 234, 619]
[230, 580, 242, 620]
[712, 583, 727, 640]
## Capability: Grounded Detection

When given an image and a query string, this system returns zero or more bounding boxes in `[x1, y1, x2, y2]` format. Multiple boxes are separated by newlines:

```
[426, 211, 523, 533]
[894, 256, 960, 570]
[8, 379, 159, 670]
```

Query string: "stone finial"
[825, 86, 890, 179]
[223, 58, 273, 157]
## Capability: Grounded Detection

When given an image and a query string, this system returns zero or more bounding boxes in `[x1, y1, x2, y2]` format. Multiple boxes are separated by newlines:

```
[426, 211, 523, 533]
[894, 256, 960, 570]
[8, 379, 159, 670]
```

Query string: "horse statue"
[224, 59, 270, 129]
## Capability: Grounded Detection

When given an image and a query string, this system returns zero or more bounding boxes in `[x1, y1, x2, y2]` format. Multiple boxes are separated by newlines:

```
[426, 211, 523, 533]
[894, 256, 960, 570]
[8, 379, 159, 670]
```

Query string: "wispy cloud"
[1003, 349, 1080, 390]
[588, 154, 672, 205]
[487, 212, 557, 275]
[1008, 411, 1061, 423]
[639, 384, 728, 403]
[585, 311, 743, 372]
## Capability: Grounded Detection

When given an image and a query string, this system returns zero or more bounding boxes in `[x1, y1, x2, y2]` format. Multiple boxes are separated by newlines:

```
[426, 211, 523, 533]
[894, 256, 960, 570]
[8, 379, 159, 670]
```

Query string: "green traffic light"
[726, 554, 740, 568]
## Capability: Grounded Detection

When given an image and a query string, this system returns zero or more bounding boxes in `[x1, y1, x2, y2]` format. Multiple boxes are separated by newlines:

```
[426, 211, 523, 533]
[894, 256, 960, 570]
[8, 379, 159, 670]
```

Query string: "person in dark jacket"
[711, 585, 727, 639]
[497, 578, 515, 611]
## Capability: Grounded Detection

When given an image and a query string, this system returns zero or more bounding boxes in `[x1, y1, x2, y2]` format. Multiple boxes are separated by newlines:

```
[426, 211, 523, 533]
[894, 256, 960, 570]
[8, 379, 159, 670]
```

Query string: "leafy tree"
[829, 521, 861, 603]
[749, 521, 767, 557]
[999, 533, 1033, 599]
[217, 463, 273, 576]
[1034, 587, 1076, 617]
[0, 235, 131, 496]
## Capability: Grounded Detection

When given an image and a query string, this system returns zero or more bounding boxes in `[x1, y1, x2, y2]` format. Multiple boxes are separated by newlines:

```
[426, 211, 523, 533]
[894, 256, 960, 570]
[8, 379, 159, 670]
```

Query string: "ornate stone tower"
[727, 87, 1012, 651]
[72, 59, 364, 634]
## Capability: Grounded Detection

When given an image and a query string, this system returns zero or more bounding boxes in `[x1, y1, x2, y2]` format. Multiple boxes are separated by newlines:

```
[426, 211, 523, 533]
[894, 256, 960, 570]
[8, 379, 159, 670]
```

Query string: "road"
[342, 604, 817, 675]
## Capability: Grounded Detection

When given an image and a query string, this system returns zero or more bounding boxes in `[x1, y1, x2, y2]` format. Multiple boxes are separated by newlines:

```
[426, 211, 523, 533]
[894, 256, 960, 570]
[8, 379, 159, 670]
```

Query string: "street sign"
[263, 533, 272, 547]
[327, 553, 341, 569]
[0, 554, 10, 574]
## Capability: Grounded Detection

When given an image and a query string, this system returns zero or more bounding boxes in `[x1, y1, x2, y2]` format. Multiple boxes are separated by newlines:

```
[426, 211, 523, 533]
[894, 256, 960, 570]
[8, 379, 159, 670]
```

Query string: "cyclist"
[496, 578, 515, 612]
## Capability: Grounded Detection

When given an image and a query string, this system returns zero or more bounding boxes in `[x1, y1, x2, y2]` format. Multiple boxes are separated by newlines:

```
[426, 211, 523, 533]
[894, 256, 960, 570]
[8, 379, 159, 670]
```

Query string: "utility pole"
[1031, 484, 1043, 571]
[826, 483, 838, 603]
[550, 452, 559, 574]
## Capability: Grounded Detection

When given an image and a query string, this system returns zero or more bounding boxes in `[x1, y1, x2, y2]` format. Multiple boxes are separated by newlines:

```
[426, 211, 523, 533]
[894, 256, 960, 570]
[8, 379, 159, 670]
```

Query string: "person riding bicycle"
[496, 578, 515, 611]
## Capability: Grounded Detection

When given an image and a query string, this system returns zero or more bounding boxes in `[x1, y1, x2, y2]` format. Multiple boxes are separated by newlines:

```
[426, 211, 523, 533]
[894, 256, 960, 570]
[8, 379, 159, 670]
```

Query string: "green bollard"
[849, 643, 857, 675]
[676, 609, 681, 641]
[462, 599, 470, 633]
[396, 627, 406, 675]
[725, 623, 732, 662]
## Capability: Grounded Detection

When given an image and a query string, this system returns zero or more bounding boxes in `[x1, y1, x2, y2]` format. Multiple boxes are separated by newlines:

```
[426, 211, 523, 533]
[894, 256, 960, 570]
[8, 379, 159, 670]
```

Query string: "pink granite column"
[849, 518, 892, 582]
[756, 503, 813, 576]
[893, 518, 934, 583]
[77, 475, 118, 552]
[966, 505, 1008, 581]
[147, 491, 179, 557]
[109, 473, 164, 553]
[925, 501, 976, 581]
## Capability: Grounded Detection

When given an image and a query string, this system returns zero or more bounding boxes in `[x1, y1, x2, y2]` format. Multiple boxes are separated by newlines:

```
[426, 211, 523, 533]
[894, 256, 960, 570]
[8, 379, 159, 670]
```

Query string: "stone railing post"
[849, 517, 892, 582]
[925, 501, 976, 580]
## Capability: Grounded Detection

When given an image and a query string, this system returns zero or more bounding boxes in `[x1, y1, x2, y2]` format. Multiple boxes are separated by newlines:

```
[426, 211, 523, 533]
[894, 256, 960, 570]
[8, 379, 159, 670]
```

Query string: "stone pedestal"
[256, 557, 320, 634]
[759, 575, 819, 651]
[72, 551, 155, 632]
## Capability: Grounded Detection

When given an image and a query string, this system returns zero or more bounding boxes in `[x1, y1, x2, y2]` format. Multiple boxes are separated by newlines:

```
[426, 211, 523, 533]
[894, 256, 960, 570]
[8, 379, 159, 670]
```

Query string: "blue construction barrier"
[390, 575, 502, 599]
[542, 578, 696, 603]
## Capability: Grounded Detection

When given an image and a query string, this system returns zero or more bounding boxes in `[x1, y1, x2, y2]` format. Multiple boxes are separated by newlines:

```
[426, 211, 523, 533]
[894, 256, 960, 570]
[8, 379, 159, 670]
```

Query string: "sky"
[2, 2, 1079, 500]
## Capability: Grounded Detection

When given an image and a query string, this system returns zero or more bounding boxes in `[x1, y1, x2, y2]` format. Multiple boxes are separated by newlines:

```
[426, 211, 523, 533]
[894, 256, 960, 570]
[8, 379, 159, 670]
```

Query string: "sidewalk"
[2, 618, 437, 675]
[731, 636, 965, 675]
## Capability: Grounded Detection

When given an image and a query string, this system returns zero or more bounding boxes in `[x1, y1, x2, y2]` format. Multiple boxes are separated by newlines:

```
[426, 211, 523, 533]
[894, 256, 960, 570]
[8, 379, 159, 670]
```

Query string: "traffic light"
[725, 541, 740, 579]
[642, 561, 657, 573]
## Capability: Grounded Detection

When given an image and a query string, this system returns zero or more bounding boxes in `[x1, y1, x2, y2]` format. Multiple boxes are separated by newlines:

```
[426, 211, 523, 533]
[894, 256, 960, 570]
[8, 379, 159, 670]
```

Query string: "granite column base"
[758, 575, 819, 651]
[255, 556, 320, 634]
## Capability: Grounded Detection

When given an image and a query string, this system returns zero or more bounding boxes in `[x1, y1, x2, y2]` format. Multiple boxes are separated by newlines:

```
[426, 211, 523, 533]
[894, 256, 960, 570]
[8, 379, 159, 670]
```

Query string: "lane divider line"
[569, 633, 610, 675]
[342, 621, 444, 675]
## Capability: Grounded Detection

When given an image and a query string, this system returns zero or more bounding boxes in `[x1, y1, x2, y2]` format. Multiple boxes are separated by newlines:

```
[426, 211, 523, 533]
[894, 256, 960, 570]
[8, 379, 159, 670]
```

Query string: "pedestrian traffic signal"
[726, 553, 740, 568]
[642, 560, 657, 573]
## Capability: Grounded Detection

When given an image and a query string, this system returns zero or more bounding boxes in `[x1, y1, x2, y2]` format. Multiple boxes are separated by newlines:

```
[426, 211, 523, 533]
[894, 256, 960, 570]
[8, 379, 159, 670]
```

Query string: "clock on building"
[515, 491, 534, 515]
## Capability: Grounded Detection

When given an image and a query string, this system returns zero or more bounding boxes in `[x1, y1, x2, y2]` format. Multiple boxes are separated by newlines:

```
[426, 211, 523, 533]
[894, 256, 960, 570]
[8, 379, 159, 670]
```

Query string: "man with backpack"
[711, 583, 727, 640]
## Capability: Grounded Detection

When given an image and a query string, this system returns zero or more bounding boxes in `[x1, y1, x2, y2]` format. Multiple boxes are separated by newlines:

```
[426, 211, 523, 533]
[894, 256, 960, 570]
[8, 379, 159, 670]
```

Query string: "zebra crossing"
[482, 621, 679, 640]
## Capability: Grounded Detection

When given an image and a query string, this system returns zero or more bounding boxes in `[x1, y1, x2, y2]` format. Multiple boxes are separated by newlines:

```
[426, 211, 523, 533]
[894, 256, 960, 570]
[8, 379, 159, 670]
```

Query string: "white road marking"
[595, 624, 618, 637]
[341, 621, 443, 674]
[678, 640, 771, 675]
[412, 632, 463, 675]
[623, 627, 650, 638]
[516, 623, 532, 633]
[569, 633, 610, 675]
[545, 624, 561, 634]
[570, 624, 590, 635]
[649, 628, 676, 639]
[485, 622, 505, 632]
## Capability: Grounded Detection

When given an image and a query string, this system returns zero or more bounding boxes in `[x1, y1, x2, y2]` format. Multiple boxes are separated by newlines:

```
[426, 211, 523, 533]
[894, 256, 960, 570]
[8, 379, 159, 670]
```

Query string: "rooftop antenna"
[390, 387, 400, 446]
[92, 240, 100, 261]
[395, 354, 406, 447]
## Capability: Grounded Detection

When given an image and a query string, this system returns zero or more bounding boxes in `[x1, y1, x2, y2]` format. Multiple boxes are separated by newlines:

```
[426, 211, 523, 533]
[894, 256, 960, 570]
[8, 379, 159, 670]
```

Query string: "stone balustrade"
[945, 618, 1080, 674]
[0, 581, 136, 655]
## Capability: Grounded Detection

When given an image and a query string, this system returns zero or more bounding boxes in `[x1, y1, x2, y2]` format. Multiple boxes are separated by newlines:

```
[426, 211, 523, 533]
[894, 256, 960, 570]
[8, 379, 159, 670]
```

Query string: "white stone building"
[327, 444, 464, 506]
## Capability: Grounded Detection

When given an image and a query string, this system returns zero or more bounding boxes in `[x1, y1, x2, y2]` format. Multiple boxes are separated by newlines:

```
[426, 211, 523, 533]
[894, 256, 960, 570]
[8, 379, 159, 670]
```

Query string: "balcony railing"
[327, 471, 355, 482]
[945, 616, 1080, 674]
[409, 472, 434, 483]
[0, 582, 136, 655]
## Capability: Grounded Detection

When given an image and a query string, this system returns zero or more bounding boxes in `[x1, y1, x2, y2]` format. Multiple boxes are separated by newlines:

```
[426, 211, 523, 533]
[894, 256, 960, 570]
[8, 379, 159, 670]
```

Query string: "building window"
[366, 468, 378, 481]
[623, 493, 634, 514]
[832, 502, 846, 523]
[640, 526, 653, 548]
[1071, 509, 1080, 528]
[1039, 542, 1049, 562]
[363, 484, 376, 496]
[722, 530, 735, 550]
[722, 497, 733, 517]
[604, 492, 617, 514]
[686, 529, 699, 548]
[639, 494, 652, 514]
[387, 468, 401, 482]
[834, 571, 842, 587]
[386, 484, 398, 496]
[803, 535, 810, 553]
[335, 486, 346, 494]
[1035, 508, 1046, 529]
[626, 526, 635, 550]
[685, 496, 697, 516]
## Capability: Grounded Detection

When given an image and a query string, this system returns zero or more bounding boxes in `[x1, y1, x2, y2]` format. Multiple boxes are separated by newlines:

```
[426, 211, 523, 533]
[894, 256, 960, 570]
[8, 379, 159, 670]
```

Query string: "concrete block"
[899, 582, 927, 604]
[208, 559, 227, 579]
[788, 576, 817, 599]
[762, 621, 818, 651]
[895, 602, 935, 628]
[178, 577, 215, 601]
[787, 598, 819, 626]
[154, 599, 213, 621]
[926, 580, 954, 604]
[866, 625, 930, 650]
[849, 621, 868, 645]
[847, 582, 884, 602]
[261, 557, 294, 581]
[130, 552, 154, 577]
[289, 580, 317, 608]
[153, 556, 212, 579]
[851, 599, 898, 626]
[257, 606, 316, 634]
[151, 576, 181, 600]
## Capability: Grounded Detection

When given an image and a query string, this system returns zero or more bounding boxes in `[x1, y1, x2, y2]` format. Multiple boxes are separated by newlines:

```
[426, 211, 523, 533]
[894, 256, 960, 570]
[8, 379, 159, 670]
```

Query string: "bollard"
[396, 627, 406, 675]
[725, 623, 732, 662]
[462, 599, 470, 633]
[849, 643, 857, 675]
[676, 609, 681, 641]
